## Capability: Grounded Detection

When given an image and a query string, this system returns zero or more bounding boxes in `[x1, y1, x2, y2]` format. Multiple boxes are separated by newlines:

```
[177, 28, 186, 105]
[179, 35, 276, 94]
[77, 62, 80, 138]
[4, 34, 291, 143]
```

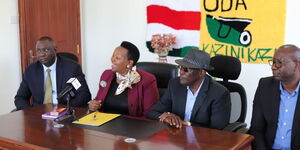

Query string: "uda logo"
[200, 0, 286, 63]
[206, 14, 252, 47]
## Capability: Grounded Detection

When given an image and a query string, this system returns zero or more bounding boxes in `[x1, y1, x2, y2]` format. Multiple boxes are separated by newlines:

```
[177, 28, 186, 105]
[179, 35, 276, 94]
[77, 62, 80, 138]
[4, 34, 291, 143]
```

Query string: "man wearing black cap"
[147, 48, 231, 129]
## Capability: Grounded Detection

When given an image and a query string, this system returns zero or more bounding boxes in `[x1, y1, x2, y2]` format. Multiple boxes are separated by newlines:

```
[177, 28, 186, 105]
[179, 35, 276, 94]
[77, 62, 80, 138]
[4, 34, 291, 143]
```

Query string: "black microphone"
[57, 76, 83, 100]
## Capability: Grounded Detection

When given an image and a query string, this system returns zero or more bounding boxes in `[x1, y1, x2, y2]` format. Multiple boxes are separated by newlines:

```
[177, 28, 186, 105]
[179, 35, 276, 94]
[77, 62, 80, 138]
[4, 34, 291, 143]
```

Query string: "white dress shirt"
[184, 79, 204, 121]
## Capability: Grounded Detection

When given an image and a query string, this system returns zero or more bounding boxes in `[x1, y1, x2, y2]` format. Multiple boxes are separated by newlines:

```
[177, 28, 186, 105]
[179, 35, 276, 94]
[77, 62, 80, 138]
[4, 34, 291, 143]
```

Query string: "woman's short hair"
[120, 41, 140, 66]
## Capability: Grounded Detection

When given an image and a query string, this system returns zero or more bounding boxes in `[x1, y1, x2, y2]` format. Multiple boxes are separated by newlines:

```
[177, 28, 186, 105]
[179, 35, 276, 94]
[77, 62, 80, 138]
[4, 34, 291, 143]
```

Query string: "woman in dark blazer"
[88, 41, 159, 117]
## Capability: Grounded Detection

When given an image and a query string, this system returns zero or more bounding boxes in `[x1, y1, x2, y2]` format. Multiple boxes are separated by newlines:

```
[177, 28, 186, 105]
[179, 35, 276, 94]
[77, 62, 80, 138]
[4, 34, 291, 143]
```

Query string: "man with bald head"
[250, 44, 300, 150]
[15, 36, 91, 110]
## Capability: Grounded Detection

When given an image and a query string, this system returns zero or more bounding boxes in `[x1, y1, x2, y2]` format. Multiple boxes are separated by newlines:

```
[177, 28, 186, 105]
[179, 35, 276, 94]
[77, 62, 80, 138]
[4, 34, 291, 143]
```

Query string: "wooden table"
[0, 104, 253, 150]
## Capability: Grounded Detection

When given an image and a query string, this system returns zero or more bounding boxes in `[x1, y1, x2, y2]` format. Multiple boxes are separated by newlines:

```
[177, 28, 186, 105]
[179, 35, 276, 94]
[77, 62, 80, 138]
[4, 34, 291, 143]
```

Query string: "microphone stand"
[54, 91, 76, 122]
[65, 93, 74, 116]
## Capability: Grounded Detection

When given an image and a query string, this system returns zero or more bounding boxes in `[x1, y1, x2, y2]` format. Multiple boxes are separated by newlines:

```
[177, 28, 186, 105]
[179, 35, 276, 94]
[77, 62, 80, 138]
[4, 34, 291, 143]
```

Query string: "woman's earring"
[126, 65, 130, 69]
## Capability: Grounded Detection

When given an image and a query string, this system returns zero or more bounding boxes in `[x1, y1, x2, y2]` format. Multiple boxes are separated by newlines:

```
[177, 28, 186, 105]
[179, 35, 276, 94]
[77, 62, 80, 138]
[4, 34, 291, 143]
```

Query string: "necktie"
[44, 69, 53, 104]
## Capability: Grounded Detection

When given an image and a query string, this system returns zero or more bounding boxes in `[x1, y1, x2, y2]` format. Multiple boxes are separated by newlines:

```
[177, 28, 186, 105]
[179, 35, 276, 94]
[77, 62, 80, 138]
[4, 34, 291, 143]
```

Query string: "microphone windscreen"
[71, 78, 81, 90]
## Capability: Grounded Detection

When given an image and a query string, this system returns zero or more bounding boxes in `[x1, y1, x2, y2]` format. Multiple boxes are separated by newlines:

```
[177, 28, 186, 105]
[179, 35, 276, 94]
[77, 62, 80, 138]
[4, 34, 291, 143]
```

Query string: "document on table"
[73, 112, 120, 126]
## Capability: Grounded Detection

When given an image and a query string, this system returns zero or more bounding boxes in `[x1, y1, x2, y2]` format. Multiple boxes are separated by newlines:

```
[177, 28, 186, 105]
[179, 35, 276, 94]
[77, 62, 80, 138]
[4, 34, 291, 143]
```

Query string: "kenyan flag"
[146, 0, 201, 57]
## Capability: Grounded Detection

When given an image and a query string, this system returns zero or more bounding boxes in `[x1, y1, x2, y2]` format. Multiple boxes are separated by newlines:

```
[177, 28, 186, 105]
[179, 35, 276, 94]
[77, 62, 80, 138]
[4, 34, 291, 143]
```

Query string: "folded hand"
[159, 112, 190, 128]
[88, 100, 102, 111]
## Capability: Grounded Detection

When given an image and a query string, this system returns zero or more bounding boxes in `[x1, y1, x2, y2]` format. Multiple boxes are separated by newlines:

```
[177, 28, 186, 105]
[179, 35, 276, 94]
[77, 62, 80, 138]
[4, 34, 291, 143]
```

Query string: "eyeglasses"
[178, 66, 198, 72]
[36, 47, 55, 53]
[268, 59, 293, 68]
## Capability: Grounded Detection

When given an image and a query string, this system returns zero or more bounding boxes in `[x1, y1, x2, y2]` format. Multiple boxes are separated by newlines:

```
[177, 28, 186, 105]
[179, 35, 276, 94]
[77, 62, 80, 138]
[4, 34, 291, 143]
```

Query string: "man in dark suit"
[15, 36, 91, 110]
[250, 44, 300, 150]
[147, 48, 231, 129]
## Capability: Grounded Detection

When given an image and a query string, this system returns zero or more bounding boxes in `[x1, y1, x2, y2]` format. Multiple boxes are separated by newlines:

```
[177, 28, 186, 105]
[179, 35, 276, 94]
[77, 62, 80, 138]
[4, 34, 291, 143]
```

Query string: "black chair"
[208, 55, 247, 132]
[136, 62, 178, 97]
[57, 52, 78, 63]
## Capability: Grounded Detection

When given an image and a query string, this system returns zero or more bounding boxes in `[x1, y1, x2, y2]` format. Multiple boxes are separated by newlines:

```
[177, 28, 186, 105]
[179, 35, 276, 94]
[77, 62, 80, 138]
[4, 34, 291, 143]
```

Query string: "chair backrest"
[57, 52, 78, 63]
[136, 62, 178, 97]
[208, 55, 247, 123]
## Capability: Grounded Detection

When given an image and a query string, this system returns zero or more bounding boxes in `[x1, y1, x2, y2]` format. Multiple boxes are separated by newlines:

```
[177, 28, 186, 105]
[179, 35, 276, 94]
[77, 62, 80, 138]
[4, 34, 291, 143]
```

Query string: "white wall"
[0, 0, 21, 114]
[1, 0, 300, 127]
[81, 0, 158, 96]
[81, 0, 300, 126]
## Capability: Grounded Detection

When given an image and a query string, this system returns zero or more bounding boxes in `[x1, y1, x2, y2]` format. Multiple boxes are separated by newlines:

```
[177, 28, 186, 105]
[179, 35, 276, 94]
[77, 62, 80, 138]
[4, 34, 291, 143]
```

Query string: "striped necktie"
[44, 69, 53, 104]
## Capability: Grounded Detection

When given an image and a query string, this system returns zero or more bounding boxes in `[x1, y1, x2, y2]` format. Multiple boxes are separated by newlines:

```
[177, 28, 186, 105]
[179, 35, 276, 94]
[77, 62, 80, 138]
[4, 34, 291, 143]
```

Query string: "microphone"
[57, 76, 83, 100]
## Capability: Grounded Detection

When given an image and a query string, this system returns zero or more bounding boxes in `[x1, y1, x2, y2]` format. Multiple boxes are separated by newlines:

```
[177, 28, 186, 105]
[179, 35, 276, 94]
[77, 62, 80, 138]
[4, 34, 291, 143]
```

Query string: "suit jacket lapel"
[56, 57, 63, 94]
[37, 63, 45, 103]
[267, 79, 281, 144]
[99, 72, 115, 102]
[269, 80, 281, 124]
[190, 76, 209, 120]
[177, 84, 188, 118]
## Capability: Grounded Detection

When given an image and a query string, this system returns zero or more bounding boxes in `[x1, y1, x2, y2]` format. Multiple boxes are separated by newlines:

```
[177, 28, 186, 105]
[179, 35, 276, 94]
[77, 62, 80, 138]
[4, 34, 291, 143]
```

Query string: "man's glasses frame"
[268, 59, 295, 68]
[178, 66, 198, 72]
[36, 47, 56, 53]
